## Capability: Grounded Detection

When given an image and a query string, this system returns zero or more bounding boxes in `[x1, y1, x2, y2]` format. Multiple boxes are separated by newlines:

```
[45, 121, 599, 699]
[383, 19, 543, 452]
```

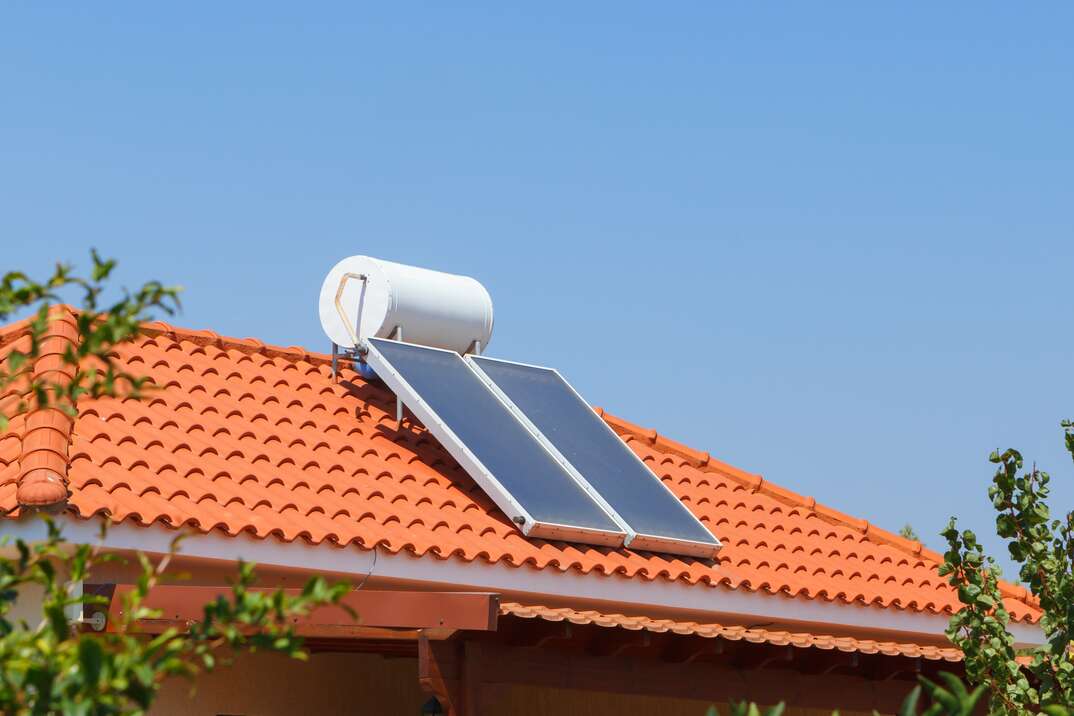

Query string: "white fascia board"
[7, 518, 1043, 647]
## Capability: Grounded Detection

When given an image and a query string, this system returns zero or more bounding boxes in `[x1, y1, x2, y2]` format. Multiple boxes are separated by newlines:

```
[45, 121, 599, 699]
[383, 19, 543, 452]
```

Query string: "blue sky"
[3, 3, 1072, 573]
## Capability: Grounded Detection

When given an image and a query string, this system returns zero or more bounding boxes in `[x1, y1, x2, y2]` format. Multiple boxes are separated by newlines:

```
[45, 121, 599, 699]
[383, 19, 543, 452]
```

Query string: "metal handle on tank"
[333, 272, 368, 348]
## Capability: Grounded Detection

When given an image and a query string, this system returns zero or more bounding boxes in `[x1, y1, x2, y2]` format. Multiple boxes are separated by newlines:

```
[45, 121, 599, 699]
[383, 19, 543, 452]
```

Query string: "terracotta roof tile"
[500, 603, 964, 661]
[6, 307, 79, 508]
[0, 310, 1042, 625]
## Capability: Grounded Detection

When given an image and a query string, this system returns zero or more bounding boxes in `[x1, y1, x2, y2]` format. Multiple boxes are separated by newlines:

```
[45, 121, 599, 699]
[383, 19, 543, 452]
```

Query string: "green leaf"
[896, 685, 921, 716]
[1042, 706, 1073, 716]
[77, 636, 104, 685]
[44, 602, 69, 641]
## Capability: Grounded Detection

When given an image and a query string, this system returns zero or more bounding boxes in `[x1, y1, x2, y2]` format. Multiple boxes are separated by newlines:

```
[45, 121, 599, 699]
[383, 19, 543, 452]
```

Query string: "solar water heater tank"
[319, 255, 494, 354]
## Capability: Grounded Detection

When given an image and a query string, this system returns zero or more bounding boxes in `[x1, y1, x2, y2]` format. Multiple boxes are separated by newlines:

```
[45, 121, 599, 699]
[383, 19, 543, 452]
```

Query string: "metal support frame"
[391, 326, 404, 426]
[330, 271, 368, 382]
[331, 342, 365, 382]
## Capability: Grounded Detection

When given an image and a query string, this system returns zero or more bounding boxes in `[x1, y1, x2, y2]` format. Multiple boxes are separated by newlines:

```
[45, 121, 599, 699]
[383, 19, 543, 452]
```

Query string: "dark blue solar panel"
[470, 356, 719, 549]
[365, 339, 622, 536]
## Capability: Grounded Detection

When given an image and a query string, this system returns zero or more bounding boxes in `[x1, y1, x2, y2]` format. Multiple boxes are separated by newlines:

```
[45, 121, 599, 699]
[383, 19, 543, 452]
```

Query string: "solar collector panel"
[468, 356, 721, 559]
[362, 338, 625, 546]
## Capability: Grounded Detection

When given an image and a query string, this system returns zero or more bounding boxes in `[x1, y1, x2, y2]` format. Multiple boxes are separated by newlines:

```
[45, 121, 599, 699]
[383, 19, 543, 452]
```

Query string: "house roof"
[0, 307, 1041, 630]
[499, 603, 963, 661]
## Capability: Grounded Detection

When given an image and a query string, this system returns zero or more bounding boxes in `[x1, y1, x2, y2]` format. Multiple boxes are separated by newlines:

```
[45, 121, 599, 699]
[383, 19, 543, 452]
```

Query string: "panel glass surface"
[366, 339, 621, 533]
[470, 356, 719, 546]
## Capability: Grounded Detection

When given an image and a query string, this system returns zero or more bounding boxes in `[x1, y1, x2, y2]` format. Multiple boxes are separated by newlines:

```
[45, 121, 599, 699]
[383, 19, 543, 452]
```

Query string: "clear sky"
[3, 3, 1072, 574]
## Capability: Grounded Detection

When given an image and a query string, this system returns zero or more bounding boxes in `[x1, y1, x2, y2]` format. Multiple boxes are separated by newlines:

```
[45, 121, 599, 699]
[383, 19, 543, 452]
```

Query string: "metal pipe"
[394, 327, 404, 426]
[333, 272, 368, 348]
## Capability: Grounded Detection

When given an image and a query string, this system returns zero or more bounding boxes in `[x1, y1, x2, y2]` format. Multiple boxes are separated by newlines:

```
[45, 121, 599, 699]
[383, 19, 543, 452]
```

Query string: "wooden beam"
[462, 641, 483, 716]
[107, 617, 451, 641]
[419, 635, 461, 716]
[418, 636, 486, 716]
[86, 585, 499, 636]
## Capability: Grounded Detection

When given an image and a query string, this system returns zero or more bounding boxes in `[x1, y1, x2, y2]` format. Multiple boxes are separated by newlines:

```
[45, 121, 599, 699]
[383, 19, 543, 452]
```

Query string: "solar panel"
[468, 356, 721, 559]
[362, 338, 625, 547]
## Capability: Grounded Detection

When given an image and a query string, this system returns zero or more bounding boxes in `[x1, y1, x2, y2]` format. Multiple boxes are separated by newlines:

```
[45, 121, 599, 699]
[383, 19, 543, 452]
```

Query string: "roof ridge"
[137, 318, 333, 367]
[592, 406, 1039, 611]
[16, 305, 79, 510]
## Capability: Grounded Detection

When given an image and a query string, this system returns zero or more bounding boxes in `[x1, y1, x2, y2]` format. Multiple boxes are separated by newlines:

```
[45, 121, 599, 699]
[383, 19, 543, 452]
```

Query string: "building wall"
[150, 651, 874, 716]
[152, 651, 426, 716]
[489, 685, 861, 716]
[8, 561, 79, 631]
[8, 582, 46, 630]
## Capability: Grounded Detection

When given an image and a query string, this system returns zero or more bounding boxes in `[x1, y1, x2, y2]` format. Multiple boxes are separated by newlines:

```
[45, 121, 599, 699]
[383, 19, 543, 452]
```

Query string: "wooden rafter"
[585, 628, 652, 658]
[660, 636, 725, 664]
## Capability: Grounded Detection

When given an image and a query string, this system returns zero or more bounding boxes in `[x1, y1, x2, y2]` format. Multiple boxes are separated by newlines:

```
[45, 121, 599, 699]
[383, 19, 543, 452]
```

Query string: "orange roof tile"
[500, 602, 964, 661]
[2, 307, 77, 507]
[0, 308, 1042, 628]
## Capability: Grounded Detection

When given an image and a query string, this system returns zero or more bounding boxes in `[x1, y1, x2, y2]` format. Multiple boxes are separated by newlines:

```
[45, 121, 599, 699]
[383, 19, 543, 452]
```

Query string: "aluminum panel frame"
[467, 355, 722, 560]
[362, 338, 626, 548]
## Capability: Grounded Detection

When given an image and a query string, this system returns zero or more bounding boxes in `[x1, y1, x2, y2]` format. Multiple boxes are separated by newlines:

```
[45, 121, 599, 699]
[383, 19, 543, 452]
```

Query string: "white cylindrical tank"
[318, 256, 494, 354]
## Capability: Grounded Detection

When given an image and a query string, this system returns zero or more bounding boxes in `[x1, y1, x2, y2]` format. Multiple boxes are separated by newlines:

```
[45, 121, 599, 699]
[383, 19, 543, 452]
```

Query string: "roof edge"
[14, 517, 1046, 638]
[592, 406, 1039, 611]
[500, 602, 965, 662]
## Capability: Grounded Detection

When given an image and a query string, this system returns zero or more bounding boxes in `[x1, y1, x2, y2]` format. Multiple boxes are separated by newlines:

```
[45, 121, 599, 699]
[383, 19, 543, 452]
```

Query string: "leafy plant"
[0, 253, 351, 714]
[901, 524, 921, 541]
[0, 518, 351, 714]
[702, 673, 995, 716]
[940, 422, 1074, 714]
[705, 701, 786, 716]
[0, 250, 181, 431]
[892, 674, 989, 716]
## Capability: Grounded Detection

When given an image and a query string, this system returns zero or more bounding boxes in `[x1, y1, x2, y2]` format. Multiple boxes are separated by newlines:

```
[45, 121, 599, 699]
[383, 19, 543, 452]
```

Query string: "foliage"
[701, 673, 1007, 716]
[0, 518, 351, 715]
[0, 250, 181, 430]
[939, 421, 1074, 714]
[892, 675, 989, 716]
[706, 701, 785, 716]
[901, 524, 921, 542]
[0, 253, 352, 714]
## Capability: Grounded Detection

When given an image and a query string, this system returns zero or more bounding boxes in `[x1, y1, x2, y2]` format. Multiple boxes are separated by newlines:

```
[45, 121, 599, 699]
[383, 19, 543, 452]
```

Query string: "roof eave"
[8, 515, 1043, 649]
